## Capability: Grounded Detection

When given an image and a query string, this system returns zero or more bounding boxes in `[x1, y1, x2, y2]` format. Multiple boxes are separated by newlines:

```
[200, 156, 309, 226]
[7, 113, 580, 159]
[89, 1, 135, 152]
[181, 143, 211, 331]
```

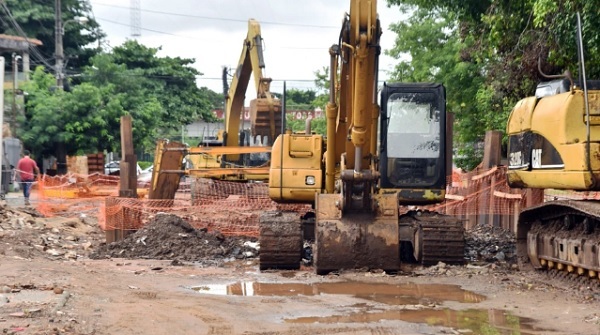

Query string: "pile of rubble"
[0, 204, 102, 260]
[90, 213, 259, 266]
[0, 198, 519, 271]
[464, 224, 516, 264]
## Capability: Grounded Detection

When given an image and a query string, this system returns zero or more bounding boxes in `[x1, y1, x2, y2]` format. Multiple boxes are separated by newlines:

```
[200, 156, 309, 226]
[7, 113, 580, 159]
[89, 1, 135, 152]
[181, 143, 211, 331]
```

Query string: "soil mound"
[90, 214, 258, 264]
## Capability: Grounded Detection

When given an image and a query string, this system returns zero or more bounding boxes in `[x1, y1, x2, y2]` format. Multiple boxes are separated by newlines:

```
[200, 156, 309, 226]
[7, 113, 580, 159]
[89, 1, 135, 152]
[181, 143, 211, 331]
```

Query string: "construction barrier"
[28, 166, 599, 240]
[423, 166, 543, 232]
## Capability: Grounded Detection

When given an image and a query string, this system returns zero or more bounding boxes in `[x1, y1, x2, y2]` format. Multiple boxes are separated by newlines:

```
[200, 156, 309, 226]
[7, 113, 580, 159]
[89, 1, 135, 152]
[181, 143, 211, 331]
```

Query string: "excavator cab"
[379, 82, 447, 203]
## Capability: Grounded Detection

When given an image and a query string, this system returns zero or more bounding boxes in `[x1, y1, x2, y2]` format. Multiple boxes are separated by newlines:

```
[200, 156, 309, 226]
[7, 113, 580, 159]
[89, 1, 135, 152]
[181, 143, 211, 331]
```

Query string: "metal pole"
[55, 0, 64, 89]
[12, 53, 16, 136]
[0, 57, 5, 195]
[11, 53, 20, 136]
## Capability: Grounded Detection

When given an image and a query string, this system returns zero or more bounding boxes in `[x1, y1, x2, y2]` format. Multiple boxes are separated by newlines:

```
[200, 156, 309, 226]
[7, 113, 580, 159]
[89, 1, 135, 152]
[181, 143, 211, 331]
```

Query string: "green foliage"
[20, 41, 223, 157]
[312, 67, 330, 110]
[285, 88, 317, 110]
[385, 0, 600, 170]
[109, 41, 218, 129]
[285, 115, 326, 135]
[138, 161, 153, 170]
[0, 0, 104, 72]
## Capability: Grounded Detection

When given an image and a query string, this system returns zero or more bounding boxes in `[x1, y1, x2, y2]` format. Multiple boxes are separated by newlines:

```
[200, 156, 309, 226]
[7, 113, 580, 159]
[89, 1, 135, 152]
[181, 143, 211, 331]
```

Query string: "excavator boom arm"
[224, 19, 279, 149]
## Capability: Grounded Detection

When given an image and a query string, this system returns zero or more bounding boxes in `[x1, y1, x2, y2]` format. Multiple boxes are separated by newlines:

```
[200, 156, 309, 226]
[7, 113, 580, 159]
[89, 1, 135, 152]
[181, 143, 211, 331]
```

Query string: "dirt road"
[1, 205, 599, 335]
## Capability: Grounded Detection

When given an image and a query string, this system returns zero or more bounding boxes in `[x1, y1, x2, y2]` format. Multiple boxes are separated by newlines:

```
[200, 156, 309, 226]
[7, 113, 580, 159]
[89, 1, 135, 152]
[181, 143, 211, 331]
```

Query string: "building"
[185, 107, 323, 144]
[0, 34, 42, 89]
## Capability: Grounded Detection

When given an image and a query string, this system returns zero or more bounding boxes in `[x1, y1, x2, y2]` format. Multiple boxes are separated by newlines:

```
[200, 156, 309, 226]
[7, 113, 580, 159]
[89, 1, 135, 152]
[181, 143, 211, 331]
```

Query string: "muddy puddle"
[190, 281, 551, 334]
[190, 281, 486, 305]
[288, 308, 547, 334]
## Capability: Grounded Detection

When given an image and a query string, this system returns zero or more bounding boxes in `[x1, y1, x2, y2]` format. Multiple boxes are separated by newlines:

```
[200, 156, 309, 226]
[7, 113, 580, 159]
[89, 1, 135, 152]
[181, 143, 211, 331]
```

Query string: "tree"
[109, 41, 217, 130]
[385, 5, 486, 169]
[0, 0, 103, 74]
[385, 0, 600, 170]
[312, 66, 330, 110]
[284, 88, 317, 110]
[20, 41, 223, 167]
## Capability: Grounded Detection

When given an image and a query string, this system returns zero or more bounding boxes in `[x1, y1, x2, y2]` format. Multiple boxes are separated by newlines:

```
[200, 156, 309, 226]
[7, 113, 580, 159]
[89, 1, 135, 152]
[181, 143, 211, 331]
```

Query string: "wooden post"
[466, 178, 477, 229]
[119, 115, 137, 198]
[482, 130, 502, 169]
[106, 115, 138, 243]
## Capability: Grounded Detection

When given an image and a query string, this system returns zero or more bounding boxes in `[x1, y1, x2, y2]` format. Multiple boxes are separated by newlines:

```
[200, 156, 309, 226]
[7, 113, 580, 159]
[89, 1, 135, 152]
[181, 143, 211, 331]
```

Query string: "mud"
[1, 204, 600, 334]
[90, 213, 259, 265]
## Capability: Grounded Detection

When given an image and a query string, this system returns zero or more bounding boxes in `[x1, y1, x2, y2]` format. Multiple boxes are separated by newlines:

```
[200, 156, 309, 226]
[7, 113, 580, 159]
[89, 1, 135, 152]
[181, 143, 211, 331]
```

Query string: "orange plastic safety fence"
[34, 173, 120, 217]
[421, 167, 531, 214]
[33, 168, 600, 237]
[102, 185, 311, 237]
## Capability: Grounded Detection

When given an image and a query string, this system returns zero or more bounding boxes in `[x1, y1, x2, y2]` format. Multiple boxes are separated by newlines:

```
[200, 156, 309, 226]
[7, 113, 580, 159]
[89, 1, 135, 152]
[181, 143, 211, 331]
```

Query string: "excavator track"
[258, 211, 302, 270]
[518, 200, 600, 281]
[399, 211, 465, 265]
[259, 207, 466, 273]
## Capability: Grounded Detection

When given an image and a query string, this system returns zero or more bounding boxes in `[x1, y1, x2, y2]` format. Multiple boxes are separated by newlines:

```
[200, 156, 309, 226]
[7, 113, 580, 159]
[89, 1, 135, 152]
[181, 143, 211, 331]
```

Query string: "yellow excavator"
[259, 0, 464, 274]
[188, 18, 282, 181]
[149, 19, 281, 198]
[507, 14, 600, 280]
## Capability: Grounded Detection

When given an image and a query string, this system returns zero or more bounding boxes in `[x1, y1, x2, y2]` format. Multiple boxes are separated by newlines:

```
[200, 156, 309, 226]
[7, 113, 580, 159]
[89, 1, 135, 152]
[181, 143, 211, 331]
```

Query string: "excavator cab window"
[379, 83, 446, 190]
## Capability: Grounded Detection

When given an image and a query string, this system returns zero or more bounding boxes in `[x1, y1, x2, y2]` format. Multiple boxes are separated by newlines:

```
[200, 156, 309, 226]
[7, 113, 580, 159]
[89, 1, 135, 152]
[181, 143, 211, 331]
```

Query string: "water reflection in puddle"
[190, 281, 550, 334]
[191, 281, 485, 305]
[288, 308, 547, 335]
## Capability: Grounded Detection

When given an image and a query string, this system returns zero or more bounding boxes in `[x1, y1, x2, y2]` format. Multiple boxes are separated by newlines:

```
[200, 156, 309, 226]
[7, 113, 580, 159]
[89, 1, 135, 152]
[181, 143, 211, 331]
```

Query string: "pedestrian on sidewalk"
[17, 150, 40, 206]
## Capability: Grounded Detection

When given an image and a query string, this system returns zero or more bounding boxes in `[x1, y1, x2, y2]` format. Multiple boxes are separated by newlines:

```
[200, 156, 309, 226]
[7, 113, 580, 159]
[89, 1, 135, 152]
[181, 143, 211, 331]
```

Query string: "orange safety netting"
[34, 173, 121, 218]
[29, 167, 600, 238]
[101, 180, 311, 237]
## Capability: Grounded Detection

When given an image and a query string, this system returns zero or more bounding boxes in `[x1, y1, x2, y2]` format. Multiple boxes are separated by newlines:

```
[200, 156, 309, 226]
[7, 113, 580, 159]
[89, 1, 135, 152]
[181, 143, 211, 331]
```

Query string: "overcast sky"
[89, 0, 403, 101]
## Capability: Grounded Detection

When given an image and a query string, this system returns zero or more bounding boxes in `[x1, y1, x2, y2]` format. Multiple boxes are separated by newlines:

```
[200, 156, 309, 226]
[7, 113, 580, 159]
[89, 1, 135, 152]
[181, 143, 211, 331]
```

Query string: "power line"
[96, 16, 197, 39]
[0, 3, 57, 72]
[95, 16, 332, 52]
[91, 1, 338, 29]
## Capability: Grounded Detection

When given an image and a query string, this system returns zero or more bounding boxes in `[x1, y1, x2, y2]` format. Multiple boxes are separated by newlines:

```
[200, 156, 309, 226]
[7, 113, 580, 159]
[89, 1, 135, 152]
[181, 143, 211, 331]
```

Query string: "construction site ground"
[1, 195, 600, 335]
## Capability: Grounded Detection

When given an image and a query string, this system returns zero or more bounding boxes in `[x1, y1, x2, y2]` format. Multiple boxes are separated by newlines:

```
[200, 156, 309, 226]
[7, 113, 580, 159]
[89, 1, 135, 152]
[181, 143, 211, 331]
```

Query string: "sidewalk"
[3, 191, 30, 207]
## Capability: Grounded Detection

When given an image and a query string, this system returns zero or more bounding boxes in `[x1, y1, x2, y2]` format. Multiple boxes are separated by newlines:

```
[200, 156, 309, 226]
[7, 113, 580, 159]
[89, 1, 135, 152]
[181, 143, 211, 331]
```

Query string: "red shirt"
[17, 156, 38, 181]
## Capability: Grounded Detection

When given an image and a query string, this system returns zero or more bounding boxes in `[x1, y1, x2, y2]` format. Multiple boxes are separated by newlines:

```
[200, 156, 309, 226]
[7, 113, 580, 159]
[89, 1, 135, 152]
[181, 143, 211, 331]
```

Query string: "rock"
[46, 249, 65, 256]
[465, 225, 516, 264]
[53, 287, 64, 294]
[1, 286, 10, 293]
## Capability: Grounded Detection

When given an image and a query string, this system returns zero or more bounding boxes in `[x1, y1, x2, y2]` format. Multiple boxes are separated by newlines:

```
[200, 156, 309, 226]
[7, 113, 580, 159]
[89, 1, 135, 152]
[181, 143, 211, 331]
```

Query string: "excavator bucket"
[314, 193, 400, 274]
[250, 98, 282, 144]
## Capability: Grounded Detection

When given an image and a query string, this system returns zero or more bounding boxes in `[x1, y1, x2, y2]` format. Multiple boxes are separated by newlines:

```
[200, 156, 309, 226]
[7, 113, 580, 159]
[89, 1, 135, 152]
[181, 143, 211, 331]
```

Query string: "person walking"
[17, 150, 40, 206]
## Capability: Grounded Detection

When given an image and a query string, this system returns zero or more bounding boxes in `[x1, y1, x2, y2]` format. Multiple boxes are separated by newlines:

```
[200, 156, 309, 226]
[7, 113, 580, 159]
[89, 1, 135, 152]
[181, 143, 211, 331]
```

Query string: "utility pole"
[130, 0, 141, 38]
[0, 57, 5, 196]
[11, 53, 21, 136]
[55, 0, 64, 89]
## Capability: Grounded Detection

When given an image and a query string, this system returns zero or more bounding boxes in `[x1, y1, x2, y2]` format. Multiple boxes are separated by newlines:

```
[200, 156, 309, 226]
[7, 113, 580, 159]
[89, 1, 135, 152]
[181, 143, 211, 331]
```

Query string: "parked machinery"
[506, 14, 600, 279]
[188, 18, 281, 181]
[150, 19, 280, 198]
[258, 0, 464, 274]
